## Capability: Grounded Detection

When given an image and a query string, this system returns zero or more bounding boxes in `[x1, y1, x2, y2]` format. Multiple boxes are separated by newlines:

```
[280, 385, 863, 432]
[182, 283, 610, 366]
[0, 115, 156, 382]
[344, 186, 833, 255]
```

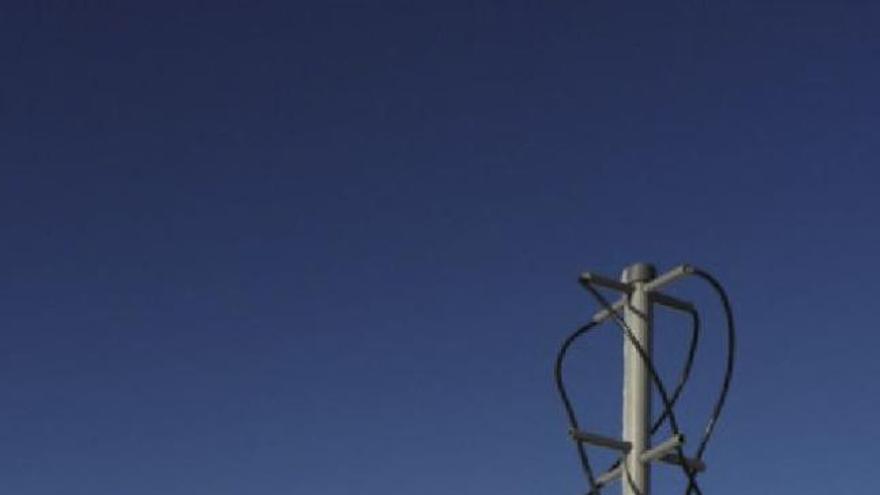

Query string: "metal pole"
[621, 263, 655, 495]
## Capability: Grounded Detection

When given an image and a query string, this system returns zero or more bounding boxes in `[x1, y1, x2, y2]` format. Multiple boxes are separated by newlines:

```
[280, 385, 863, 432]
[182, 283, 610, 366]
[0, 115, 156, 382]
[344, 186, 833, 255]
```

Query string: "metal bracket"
[580, 264, 695, 323]
[569, 429, 631, 453]
[589, 433, 706, 488]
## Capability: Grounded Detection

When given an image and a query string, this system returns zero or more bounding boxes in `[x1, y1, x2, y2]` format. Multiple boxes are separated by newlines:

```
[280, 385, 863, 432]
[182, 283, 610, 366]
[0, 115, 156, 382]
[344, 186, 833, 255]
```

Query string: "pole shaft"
[622, 265, 654, 495]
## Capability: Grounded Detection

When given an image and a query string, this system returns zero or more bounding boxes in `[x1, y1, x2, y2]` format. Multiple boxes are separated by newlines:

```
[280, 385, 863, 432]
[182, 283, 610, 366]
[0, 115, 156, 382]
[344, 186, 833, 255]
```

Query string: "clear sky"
[2, 2, 879, 494]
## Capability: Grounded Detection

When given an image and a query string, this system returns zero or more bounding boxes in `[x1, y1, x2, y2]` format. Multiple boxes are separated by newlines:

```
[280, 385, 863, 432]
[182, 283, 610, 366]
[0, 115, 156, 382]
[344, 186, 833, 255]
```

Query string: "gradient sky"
[2, 2, 879, 494]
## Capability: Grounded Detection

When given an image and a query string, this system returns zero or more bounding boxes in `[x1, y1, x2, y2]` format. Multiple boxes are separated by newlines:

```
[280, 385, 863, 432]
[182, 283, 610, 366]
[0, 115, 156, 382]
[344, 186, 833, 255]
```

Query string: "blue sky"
[2, 2, 879, 494]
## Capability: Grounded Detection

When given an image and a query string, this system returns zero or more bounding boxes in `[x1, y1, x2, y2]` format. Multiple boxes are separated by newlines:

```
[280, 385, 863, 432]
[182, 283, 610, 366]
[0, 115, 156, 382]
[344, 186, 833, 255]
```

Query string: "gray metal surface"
[569, 429, 632, 453]
[621, 263, 654, 495]
[640, 434, 684, 464]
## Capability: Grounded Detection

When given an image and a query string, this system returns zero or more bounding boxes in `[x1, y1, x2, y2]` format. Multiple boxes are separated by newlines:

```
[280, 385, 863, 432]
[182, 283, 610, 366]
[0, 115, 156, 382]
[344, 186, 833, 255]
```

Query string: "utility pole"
[560, 262, 735, 495]
[621, 263, 655, 495]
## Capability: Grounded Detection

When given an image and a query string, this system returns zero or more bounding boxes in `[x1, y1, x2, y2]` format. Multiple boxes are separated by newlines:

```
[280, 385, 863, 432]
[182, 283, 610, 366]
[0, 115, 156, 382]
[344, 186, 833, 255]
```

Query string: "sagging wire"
[554, 320, 603, 493]
[688, 269, 736, 460]
[554, 266, 736, 495]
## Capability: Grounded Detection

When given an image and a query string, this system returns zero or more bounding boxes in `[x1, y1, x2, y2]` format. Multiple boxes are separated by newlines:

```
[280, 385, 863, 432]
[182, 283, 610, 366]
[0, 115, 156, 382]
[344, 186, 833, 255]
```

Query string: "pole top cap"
[622, 262, 656, 283]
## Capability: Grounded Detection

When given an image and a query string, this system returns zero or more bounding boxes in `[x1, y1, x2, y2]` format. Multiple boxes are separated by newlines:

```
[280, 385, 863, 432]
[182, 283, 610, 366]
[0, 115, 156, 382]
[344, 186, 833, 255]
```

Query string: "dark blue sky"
[2, 2, 879, 494]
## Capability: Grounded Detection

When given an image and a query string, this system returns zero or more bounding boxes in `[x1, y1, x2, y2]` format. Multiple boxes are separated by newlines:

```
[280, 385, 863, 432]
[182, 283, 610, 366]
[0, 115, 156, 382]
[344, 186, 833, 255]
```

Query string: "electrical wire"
[554, 320, 603, 494]
[674, 268, 736, 495]
[688, 269, 736, 460]
[653, 309, 700, 435]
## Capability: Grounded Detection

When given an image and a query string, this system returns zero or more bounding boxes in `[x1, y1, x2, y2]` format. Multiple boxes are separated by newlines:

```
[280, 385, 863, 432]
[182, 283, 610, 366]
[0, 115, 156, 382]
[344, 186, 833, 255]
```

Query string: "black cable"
[676, 269, 736, 495]
[653, 309, 700, 434]
[554, 319, 603, 493]
[688, 269, 736, 460]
